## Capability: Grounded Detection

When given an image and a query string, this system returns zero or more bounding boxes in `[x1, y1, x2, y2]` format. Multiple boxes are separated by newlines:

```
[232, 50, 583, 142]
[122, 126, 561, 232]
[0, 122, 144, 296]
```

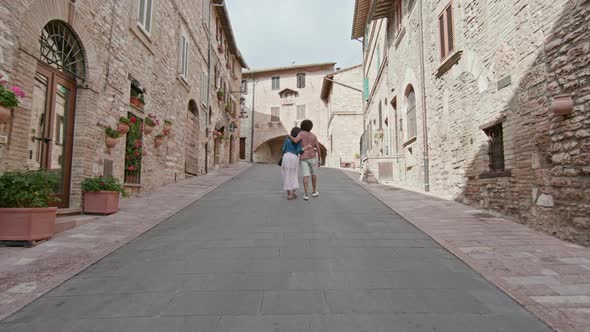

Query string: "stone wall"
[359, 0, 590, 244]
[0, 0, 244, 209]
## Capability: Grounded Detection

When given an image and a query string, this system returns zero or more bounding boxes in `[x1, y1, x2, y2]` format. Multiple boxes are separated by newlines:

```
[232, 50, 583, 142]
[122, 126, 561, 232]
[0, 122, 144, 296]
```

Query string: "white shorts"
[300, 157, 318, 177]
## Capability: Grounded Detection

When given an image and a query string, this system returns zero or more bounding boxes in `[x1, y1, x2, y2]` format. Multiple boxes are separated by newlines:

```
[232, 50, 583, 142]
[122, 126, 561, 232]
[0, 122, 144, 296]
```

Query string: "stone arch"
[253, 135, 327, 165]
[17, 0, 101, 88]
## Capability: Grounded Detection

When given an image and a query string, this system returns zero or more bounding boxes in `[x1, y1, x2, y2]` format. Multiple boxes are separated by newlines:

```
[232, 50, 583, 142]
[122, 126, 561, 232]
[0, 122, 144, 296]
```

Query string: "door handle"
[33, 137, 53, 143]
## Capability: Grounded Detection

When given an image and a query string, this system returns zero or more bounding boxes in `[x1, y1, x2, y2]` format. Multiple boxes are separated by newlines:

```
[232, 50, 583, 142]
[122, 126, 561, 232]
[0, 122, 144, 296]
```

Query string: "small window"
[241, 80, 248, 94]
[271, 107, 280, 122]
[406, 86, 417, 139]
[179, 35, 188, 79]
[202, 0, 210, 23]
[297, 73, 306, 89]
[297, 105, 306, 120]
[272, 76, 280, 90]
[138, 0, 153, 33]
[484, 124, 505, 173]
[438, 3, 455, 60]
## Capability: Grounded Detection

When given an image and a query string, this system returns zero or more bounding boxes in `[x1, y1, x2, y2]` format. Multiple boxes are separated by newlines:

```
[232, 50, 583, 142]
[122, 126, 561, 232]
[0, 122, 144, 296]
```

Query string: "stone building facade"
[353, 0, 590, 245]
[240, 63, 334, 164]
[320, 65, 364, 168]
[0, 0, 246, 211]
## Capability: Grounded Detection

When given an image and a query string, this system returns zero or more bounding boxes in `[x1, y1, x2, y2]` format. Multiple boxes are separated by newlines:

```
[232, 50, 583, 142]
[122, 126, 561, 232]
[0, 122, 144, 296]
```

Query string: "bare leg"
[303, 176, 309, 194]
[312, 175, 317, 193]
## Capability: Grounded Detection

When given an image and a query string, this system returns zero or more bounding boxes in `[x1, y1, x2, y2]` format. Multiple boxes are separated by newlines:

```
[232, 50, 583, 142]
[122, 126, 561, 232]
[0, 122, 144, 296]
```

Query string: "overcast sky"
[225, 0, 362, 70]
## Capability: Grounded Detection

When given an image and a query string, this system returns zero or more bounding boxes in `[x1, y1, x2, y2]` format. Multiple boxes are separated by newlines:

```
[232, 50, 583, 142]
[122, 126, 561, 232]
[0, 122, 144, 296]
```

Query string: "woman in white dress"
[281, 127, 308, 200]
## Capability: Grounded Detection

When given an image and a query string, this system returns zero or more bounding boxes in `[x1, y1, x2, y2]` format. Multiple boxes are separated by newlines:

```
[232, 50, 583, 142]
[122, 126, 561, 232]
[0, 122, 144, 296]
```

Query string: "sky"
[225, 0, 362, 70]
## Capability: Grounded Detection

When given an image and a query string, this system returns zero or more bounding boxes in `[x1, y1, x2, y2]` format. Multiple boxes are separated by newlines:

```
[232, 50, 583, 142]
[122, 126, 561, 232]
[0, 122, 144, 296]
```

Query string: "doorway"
[29, 64, 76, 208]
[185, 100, 200, 175]
[239, 137, 246, 160]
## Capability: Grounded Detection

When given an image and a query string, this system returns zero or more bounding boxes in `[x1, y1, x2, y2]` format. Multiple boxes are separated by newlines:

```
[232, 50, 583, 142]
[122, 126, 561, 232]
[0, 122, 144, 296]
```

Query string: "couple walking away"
[281, 119, 321, 201]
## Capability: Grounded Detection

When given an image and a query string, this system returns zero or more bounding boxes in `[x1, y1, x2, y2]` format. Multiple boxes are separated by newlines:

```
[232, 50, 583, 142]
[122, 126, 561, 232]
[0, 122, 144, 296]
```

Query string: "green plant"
[155, 134, 165, 139]
[0, 170, 59, 208]
[81, 176, 127, 197]
[164, 120, 172, 125]
[125, 116, 144, 172]
[119, 116, 131, 125]
[105, 127, 121, 138]
[144, 117, 155, 126]
[217, 89, 225, 97]
[130, 89, 146, 105]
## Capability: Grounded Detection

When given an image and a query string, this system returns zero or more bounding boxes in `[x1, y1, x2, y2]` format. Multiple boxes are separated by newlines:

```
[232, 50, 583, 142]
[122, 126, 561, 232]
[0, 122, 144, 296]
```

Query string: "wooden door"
[29, 64, 76, 208]
[239, 137, 246, 160]
[184, 111, 200, 175]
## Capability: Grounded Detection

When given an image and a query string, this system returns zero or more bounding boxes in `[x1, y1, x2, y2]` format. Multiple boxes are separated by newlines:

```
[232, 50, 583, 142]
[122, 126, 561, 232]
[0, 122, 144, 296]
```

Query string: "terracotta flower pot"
[164, 123, 172, 132]
[0, 105, 11, 124]
[217, 95, 224, 102]
[130, 96, 144, 110]
[117, 122, 130, 134]
[551, 94, 574, 116]
[0, 207, 57, 241]
[154, 137, 164, 148]
[83, 191, 119, 215]
[105, 136, 119, 148]
[144, 124, 155, 135]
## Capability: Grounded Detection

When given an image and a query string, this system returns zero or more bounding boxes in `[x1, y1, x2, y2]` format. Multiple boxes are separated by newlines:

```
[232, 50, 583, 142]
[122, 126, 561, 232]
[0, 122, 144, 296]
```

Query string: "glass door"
[29, 64, 76, 208]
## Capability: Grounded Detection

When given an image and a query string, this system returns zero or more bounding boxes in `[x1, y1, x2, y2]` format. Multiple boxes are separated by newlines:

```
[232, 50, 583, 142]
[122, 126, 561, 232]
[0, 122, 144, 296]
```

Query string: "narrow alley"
[0, 165, 551, 331]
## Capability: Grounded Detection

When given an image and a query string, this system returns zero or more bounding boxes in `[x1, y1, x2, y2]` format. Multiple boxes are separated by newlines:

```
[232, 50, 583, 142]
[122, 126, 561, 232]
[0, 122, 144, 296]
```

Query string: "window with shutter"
[406, 86, 417, 139]
[272, 76, 280, 90]
[297, 73, 306, 89]
[137, 0, 153, 33]
[179, 35, 188, 79]
[484, 124, 505, 173]
[438, 3, 455, 60]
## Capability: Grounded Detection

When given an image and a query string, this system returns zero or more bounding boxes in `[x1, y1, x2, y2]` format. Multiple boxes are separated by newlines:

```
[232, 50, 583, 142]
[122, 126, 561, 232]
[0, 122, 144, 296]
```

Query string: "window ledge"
[129, 103, 145, 113]
[403, 136, 417, 147]
[479, 169, 512, 179]
[130, 24, 155, 55]
[177, 75, 190, 92]
[435, 50, 463, 78]
[394, 27, 406, 48]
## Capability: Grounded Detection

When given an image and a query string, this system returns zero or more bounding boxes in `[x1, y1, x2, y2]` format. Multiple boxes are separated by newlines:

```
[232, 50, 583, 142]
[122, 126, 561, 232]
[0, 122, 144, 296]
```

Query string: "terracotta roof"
[320, 65, 363, 101]
[244, 62, 336, 75]
[214, 0, 248, 69]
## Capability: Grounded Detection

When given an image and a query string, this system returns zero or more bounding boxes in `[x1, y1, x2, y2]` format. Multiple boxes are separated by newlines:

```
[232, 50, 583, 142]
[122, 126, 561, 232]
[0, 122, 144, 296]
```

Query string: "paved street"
[0, 164, 552, 331]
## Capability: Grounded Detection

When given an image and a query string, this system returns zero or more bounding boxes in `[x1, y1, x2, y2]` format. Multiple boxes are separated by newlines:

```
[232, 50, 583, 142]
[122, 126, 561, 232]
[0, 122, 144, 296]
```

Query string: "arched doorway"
[29, 20, 86, 208]
[185, 99, 200, 175]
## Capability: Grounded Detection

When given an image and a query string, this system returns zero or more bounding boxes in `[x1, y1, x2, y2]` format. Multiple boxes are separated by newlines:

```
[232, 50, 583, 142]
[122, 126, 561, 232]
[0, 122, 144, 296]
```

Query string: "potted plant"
[154, 134, 165, 148]
[163, 119, 173, 132]
[130, 89, 145, 110]
[217, 89, 225, 102]
[118, 116, 131, 134]
[226, 62, 231, 70]
[105, 127, 121, 148]
[0, 170, 59, 243]
[144, 114, 158, 135]
[218, 44, 224, 53]
[82, 176, 127, 215]
[0, 74, 25, 124]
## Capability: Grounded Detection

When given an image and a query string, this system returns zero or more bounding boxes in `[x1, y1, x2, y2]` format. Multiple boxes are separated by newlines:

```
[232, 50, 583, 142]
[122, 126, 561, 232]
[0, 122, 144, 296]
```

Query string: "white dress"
[281, 152, 300, 191]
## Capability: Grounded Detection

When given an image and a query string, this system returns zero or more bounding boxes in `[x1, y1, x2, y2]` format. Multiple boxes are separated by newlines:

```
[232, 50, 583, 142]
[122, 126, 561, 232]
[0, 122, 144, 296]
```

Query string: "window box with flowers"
[82, 176, 127, 215]
[0, 74, 25, 124]
[130, 89, 146, 110]
[105, 127, 121, 148]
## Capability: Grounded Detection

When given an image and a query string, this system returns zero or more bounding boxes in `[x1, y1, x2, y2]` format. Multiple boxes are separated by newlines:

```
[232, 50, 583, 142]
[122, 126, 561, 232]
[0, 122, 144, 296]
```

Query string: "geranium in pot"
[163, 119, 172, 132]
[0, 170, 59, 242]
[154, 133, 165, 147]
[105, 127, 121, 148]
[118, 116, 131, 134]
[82, 176, 127, 215]
[0, 74, 25, 124]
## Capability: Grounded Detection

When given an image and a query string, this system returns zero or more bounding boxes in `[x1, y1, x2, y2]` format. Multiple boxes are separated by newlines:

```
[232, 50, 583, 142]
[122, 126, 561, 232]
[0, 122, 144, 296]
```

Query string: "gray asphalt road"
[0, 164, 551, 331]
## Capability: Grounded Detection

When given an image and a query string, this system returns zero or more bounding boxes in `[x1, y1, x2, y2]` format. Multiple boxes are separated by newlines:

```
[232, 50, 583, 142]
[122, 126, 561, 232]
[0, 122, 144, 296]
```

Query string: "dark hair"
[300, 119, 313, 132]
[290, 127, 301, 137]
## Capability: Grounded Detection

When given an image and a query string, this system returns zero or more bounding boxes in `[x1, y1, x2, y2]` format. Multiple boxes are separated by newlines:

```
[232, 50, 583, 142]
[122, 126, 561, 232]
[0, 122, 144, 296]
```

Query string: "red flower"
[127, 166, 135, 171]
[130, 116, 137, 123]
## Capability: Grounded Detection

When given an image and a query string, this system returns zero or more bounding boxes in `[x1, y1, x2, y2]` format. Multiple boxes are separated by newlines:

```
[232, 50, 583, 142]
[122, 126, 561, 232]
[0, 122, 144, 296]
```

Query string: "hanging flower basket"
[226, 62, 231, 70]
[0, 106, 11, 124]
[0, 75, 25, 124]
[217, 89, 225, 102]
[551, 94, 574, 116]
[118, 116, 131, 134]
[163, 120, 172, 132]
[105, 127, 121, 148]
[144, 114, 159, 135]
[154, 134, 165, 148]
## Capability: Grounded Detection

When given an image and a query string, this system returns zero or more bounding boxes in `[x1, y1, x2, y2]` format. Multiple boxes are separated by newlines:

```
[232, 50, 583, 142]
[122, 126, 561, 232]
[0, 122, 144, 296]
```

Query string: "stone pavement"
[0, 164, 551, 331]
[343, 170, 590, 332]
[0, 163, 252, 322]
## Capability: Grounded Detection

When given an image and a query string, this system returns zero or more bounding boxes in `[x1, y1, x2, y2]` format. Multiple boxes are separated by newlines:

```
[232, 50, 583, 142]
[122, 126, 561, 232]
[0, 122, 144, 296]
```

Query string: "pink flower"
[130, 116, 137, 123]
[127, 166, 135, 171]
[10, 86, 25, 98]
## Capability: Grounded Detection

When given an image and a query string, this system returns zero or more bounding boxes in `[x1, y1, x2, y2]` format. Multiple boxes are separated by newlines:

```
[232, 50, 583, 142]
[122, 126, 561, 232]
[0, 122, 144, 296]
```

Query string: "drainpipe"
[417, 0, 430, 192]
[249, 72, 255, 162]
